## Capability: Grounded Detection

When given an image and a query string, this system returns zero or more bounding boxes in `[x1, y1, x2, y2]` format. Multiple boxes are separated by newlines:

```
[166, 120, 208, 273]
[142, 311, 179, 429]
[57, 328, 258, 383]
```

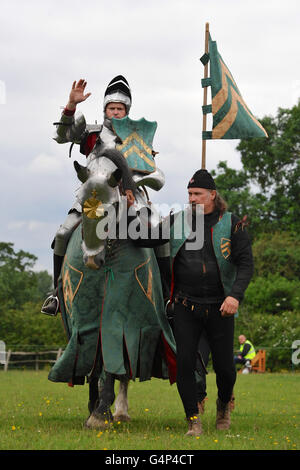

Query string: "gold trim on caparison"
[62, 256, 84, 317]
[134, 257, 154, 305]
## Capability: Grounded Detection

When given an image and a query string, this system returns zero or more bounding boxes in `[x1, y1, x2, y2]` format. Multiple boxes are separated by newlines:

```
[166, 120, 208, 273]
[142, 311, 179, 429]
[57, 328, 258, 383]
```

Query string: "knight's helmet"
[103, 75, 132, 115]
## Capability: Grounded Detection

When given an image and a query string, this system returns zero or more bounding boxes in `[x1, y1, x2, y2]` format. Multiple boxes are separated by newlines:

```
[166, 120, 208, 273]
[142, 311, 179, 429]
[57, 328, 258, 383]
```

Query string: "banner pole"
[201, 22, 210, 169]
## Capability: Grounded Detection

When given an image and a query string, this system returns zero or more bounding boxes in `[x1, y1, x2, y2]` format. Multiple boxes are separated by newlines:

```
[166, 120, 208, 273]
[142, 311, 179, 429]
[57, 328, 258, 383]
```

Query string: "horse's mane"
[100, 148, 136, 195]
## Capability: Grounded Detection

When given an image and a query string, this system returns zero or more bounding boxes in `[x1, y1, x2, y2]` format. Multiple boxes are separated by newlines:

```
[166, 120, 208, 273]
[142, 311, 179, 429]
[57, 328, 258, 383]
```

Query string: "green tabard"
[168, 210, 237, 298]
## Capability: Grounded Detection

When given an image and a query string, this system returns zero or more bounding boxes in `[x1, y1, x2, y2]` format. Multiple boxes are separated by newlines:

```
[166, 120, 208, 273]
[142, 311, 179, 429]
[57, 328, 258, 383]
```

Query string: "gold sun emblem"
[83, 190, 105, 219]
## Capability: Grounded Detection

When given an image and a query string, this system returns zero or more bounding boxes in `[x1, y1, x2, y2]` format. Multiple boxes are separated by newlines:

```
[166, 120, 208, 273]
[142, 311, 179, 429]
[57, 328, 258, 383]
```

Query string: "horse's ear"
[108, 168, 122, 187]
[74, 160, 89, 183]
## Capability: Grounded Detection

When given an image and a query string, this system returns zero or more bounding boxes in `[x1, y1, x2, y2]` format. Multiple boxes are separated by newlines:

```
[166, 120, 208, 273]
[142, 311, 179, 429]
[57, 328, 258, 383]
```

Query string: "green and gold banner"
[201, 34, 268, 140]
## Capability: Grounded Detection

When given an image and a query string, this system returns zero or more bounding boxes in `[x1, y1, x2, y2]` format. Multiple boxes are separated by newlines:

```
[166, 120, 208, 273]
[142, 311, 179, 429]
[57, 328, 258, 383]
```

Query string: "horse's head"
[74, 148, 136, 269]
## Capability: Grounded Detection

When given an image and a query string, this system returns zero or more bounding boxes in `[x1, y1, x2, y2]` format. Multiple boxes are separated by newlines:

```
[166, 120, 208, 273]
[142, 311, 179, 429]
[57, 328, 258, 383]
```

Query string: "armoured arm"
[132, 168, 165, 192]
[53, 79, 91, 144]
[53, 109, 87, 144]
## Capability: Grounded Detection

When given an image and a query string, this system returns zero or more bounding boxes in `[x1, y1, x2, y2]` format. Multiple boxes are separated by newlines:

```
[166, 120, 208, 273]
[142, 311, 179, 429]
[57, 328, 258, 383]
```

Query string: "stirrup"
[41, 294, 59, 316]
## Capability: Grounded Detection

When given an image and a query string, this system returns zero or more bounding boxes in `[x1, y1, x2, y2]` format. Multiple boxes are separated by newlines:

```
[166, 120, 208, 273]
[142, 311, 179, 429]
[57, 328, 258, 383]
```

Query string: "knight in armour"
[42, 75, 164, 315]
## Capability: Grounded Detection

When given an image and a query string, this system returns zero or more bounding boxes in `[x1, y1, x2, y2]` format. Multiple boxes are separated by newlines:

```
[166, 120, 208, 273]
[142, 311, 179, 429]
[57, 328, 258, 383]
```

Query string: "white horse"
[48, 144, 176, 429]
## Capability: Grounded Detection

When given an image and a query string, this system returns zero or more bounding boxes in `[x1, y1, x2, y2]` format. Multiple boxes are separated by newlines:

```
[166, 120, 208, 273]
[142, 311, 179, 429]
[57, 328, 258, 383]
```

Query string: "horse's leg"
[85, 373, 116, 429]
[113, 376, 130, 422]
[88, 376, 99, 415]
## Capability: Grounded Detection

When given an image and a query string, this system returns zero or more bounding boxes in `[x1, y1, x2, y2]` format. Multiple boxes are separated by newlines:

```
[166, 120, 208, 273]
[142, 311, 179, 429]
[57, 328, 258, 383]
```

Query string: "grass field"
[0, 369, 299, 451]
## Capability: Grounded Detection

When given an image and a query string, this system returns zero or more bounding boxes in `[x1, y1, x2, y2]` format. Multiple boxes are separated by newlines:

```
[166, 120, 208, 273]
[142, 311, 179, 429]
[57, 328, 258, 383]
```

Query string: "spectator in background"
[234, 334, 256, 368]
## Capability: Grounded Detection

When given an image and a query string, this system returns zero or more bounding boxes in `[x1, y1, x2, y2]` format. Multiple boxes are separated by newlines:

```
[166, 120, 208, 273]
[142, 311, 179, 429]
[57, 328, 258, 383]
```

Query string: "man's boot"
[185, 414, 203, 437]
[197, 398, 207, 415]
[216, 398, 231, 430]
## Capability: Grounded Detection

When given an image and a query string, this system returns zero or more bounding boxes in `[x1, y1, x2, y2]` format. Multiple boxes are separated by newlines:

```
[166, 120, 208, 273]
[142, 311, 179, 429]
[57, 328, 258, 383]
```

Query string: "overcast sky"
[1, 0, 299, 273]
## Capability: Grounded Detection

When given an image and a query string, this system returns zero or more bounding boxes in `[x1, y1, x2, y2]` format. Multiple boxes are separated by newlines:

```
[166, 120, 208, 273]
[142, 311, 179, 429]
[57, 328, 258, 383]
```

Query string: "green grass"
[0, 370, 299, 451]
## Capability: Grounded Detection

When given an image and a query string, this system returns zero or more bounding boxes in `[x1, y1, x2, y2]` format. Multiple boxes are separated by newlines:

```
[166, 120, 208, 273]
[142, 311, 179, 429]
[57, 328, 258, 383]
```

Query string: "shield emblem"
[221, 238, 231, 259]
[111, 116, 157, 174]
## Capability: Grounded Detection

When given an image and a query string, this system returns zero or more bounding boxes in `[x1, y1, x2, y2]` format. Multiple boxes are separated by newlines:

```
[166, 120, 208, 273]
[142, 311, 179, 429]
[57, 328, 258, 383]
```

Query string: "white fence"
[1, 348, 64, 371]
[0, 341, 299, 371]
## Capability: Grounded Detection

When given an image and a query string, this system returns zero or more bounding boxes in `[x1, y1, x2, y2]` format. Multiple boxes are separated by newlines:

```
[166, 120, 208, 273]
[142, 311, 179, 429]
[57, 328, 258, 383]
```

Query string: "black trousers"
[234, 356, 247, 365]
[173, 302, 236, 418]
[196, 331, 211, 402]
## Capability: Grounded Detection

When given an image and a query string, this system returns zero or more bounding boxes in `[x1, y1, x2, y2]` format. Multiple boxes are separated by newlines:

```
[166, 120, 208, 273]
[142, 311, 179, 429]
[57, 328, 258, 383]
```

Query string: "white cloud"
[28, 153, 64, 175]
[6, 219, 57, 234]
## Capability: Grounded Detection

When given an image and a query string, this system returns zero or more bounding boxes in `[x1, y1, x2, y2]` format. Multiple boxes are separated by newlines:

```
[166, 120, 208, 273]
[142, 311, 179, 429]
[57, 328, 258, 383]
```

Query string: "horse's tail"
[100, 148, 137, 195]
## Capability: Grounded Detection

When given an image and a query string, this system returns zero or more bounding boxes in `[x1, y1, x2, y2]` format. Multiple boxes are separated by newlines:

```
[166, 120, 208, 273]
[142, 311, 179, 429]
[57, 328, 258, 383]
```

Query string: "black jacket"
[133, 210, 254, 304]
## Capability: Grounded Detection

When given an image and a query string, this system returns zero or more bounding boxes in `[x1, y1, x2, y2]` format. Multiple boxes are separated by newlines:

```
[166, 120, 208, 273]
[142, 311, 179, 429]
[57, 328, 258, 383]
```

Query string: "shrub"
[243, 274, 300, 314]
[0, 301, 67, 350]
[252, 231, 300, 280]
[235, 309, 300, 371]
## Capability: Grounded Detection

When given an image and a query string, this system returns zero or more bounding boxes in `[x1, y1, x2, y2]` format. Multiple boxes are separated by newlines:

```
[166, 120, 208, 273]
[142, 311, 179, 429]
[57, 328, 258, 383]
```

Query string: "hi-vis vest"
[240, 340, 256, 360]
[168, 211, 237, 300]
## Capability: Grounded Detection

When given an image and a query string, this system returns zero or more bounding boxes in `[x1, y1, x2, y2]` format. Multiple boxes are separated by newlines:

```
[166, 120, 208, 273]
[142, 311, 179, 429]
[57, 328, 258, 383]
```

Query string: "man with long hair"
[140, 169, 254, 436]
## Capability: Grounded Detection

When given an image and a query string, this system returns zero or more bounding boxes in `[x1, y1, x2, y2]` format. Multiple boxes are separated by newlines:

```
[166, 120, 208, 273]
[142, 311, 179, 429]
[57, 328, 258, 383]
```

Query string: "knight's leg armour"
[41, 211, 81, 316]
[54, 211, 82, 257]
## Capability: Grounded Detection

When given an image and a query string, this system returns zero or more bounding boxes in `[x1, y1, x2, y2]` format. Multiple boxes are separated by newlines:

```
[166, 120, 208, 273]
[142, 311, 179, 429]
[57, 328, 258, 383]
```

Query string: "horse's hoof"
[85, 412, 113, 430]
[113, 413, 131, 422]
